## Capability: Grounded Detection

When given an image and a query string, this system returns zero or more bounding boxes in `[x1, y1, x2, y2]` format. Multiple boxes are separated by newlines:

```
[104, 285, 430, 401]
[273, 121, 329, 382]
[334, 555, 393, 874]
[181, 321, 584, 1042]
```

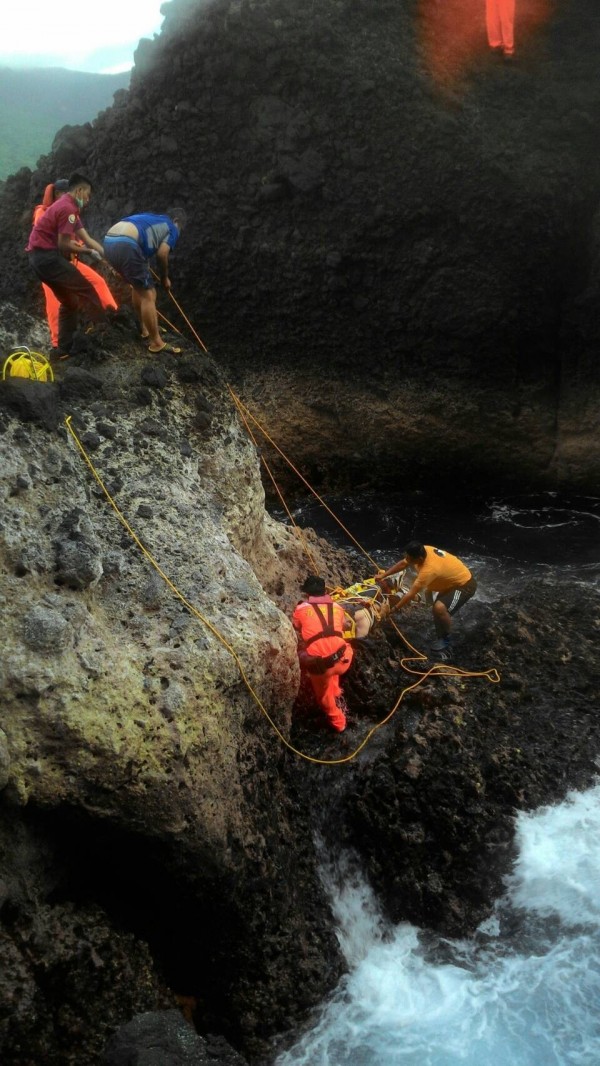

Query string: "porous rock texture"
[1, 0, 600, 494]
[1, 1, 600, 1062]
[0, 317, 596, 1066]
[0, 306, 352, 1064]
[0, 311, 599, 1065]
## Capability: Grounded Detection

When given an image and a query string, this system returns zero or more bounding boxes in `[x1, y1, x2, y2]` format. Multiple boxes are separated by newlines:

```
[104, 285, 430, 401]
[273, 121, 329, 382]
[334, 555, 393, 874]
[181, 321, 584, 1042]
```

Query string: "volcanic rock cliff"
[1, 2, 600, 1063]
[0, 305, 352, 1063]
[0, 305, 599, 1064]
[1, 0, 600, 494]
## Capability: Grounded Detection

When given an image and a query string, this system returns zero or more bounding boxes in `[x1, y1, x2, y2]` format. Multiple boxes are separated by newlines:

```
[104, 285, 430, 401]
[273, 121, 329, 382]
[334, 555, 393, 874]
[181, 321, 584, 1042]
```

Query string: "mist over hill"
[0, 66, 129, 179]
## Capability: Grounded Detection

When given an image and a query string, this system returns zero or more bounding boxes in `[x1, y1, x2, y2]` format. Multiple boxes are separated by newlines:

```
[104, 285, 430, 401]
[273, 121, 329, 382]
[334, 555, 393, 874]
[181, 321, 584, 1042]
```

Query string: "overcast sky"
[0, 1, 166, 74]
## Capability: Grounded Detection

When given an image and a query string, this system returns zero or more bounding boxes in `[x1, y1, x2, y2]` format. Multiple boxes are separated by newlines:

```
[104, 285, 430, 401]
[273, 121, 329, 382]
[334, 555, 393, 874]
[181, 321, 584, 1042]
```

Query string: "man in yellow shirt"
[376, 541, 477, 655]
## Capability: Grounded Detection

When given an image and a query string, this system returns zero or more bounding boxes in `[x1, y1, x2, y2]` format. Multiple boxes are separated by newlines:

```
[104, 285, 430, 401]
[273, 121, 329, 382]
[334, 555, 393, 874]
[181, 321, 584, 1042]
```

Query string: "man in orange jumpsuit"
[292, 575, 354, 732]
[486, 0, 516, 59]
[376, 541, 477, 657]
[31, 178, 117, 353]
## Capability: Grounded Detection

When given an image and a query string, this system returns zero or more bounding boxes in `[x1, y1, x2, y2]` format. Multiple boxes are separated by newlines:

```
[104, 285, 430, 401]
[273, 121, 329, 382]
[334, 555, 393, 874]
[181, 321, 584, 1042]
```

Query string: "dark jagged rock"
[102, 1009, 246, 1066]
[0, 309, 599, 1064]
[1, 1, 600, 492]
[291, 580, 600, 938]
[1, 3, 600, 1064]
[0, 378, 60, 428]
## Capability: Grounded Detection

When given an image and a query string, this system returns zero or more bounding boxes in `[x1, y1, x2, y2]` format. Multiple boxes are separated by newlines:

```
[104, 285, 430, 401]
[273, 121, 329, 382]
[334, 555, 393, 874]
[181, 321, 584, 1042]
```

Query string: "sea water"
[273, 492, 600, 1066]
[281, 490, 600, 595]
[276, 787, 600, 1066]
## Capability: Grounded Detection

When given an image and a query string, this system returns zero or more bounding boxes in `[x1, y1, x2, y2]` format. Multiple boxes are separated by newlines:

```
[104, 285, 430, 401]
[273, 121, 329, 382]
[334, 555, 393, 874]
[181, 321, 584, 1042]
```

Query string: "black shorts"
[434, 576, 477, 615]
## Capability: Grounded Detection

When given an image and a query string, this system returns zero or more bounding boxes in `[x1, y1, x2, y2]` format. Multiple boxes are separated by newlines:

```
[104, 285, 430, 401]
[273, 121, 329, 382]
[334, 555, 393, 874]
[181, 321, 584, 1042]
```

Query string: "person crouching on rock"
[292, 575, 353, 732]
[26, 173, 107, 358]
[376, 541, 477, 657]
[31, 177, 117, 354]
[103, 209, 186, 355]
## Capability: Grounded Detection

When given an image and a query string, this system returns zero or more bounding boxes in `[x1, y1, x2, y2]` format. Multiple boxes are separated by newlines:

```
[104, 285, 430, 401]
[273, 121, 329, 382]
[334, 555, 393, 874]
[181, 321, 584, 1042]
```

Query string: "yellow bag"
[2, 348, 54, 383]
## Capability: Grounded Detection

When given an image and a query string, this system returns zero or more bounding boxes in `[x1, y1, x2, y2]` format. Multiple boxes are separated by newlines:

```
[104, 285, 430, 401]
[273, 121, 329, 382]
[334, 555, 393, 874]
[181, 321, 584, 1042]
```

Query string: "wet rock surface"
[0, 310, 350, 1064]
[102, 1009, 247, 1066]
[0, 2, 599, 1062]
[340, 582, 600, 936]
[0, 312, 599, 1064]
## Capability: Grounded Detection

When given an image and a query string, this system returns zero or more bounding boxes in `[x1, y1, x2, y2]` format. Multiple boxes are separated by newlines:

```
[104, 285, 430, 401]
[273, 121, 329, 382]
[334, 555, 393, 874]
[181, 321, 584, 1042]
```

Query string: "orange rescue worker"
[292, 575, 354, 732]
[486, 0, 516, 59]
[376, 541, 477, 657]
[32, 178, 117, 351]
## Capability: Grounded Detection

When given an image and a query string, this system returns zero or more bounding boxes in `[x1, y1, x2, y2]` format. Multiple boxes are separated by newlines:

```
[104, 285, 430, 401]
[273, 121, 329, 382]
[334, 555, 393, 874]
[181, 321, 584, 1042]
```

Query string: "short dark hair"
[167, 206, 187, 228]
[53, 178, 69, 193]
[301, 575, 326, 596]
[68, 172, 93, 192]
[404, 541, 426, 561]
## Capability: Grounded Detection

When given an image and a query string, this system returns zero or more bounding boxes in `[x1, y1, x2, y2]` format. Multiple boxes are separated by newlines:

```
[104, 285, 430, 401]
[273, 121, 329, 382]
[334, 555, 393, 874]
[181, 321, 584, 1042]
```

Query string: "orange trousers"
[42, 260, 117, 347]
[486, 0, 515, 54]
[307, 646, 353, 732]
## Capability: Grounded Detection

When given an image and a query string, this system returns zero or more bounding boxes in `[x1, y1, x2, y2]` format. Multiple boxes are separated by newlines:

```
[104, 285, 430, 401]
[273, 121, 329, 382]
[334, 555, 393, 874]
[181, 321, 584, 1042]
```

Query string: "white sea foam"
[508, 785, 600, 927]
[277, 785, 600, 1066]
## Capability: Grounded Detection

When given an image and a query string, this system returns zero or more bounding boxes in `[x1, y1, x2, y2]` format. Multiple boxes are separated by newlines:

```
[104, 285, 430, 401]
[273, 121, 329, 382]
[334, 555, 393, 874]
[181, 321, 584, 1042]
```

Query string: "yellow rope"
[64, 414, 499, 765]
[233, 394, 320, 574]
[64, 414, 411, 764]
[150, 266, 209, 351]
[228, 387, 380, 570]
[156, 308, 183, 336]
[167, 289, 210, 353]
[64, 286, 500, 763]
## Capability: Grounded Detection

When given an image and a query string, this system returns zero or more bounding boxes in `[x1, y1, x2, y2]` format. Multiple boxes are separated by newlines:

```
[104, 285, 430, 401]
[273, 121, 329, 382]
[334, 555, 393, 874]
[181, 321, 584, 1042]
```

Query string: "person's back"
[121, 213, 180, 257]
[32, 186, 53, 227]
[103, 209, 184, 354]
[412, 546, 472, 593]
[293, 598, 347, 658]
[292, 576, 353, 733]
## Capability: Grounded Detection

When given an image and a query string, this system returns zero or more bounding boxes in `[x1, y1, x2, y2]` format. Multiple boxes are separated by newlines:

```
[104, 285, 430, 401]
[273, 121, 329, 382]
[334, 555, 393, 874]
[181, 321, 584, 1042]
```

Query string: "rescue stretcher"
[331, 572, 423, 640]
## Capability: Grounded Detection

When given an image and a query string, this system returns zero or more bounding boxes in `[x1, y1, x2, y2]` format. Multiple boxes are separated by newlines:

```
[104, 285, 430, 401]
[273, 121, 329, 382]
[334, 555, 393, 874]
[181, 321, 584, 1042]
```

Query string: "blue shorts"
[104, 235, 154, 290]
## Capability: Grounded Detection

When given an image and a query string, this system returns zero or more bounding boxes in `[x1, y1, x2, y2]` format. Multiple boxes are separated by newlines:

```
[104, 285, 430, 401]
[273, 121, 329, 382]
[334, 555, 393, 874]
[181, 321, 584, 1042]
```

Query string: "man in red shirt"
[292, 575, 354, 732]
[27, 172, 107, 356]
[376, 541, 477, 656]
[31, 178, 117, 351]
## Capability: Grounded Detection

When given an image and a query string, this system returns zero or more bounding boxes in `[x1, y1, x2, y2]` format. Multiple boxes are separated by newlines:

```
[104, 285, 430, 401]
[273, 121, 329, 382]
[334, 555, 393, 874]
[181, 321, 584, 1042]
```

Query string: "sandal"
[147, 343, 182, 355]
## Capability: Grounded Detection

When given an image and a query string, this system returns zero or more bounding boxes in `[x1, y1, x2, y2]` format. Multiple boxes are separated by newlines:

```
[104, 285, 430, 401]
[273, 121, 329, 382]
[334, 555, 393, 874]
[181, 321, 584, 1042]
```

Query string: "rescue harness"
[302, 603, 348, 674]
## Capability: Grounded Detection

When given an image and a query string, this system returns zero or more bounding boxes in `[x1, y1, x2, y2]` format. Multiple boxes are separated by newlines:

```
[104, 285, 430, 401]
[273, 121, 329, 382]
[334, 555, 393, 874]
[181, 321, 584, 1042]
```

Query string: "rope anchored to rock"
[64, 405, 499, 768]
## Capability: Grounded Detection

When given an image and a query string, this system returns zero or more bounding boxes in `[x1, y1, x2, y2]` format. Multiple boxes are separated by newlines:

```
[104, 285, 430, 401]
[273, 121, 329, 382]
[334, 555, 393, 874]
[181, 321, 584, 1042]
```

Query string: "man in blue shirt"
[104, 209, 186, 353]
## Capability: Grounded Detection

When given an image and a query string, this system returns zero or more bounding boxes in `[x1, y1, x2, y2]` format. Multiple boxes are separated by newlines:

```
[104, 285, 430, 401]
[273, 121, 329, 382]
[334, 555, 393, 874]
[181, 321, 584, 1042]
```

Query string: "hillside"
[0, 66, 129, 179]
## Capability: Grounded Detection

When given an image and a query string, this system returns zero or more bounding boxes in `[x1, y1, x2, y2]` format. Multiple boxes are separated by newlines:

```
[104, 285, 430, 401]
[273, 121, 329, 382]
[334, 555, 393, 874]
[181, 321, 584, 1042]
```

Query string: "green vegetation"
[0, 66, 129, 179]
